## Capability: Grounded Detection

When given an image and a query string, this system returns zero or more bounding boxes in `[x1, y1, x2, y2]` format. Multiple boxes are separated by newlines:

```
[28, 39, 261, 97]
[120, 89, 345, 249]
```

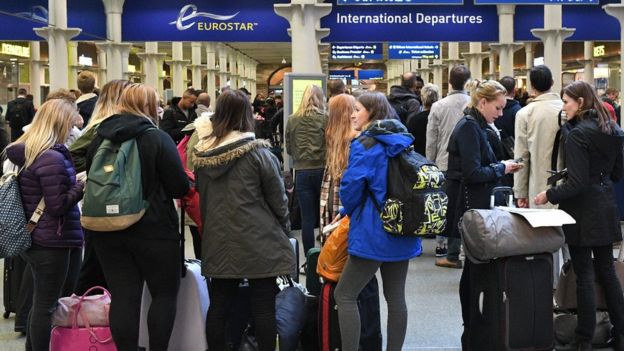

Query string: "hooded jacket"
[387, 85, 421, 125]
[193, 123, 295, 279]
[495, 98, 521, 140]
[6, 144, 84, 248]
[547, 115, 624, 247]
[85, 114, 189, 240]
[285, 111, 327, 170]
[340, 119, 422, 261]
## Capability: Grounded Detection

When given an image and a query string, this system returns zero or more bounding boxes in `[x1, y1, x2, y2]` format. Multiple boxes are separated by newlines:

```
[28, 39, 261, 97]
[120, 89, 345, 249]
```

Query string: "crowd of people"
[0, 63, 623, 351]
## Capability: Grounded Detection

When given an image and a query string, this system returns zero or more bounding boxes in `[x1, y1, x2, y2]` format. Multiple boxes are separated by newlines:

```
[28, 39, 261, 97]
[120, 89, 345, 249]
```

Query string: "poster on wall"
[122, 0, 291, 42]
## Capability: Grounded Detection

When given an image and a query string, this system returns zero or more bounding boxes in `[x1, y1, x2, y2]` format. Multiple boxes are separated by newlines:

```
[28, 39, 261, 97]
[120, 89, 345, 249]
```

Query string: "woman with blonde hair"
[5, 99, 85, 351]
[84, 84, 189, 351]
[285, 84, 327, 263]
[444, 79, 522, 348]
[70, 79, 132, 295]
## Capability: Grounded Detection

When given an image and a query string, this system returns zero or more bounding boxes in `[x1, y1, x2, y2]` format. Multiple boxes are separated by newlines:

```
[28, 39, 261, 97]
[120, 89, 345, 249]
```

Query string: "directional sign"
[329, 70, 356, 80]
[388, 42, 440, 59]
[358, 69, 385, 80]
[330, 42, 384, 60]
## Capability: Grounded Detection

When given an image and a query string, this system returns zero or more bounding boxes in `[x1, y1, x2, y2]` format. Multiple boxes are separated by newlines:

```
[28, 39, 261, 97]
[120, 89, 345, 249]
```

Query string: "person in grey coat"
[194, 89, 295, 351]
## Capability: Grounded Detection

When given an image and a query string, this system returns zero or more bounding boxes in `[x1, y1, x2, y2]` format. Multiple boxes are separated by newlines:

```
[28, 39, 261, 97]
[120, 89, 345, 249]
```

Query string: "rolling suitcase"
[290, 238, 300, 283]
[465, 253, 554, 351]
[318, 277, 382, 351]
[306, 248, 322, 296]
[3, 256, 28, 319]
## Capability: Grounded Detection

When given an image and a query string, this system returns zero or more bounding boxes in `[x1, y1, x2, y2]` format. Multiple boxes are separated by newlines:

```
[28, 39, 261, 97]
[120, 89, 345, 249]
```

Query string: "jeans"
[91, 235, 181, 351]
[22, 247, 82, 351]
[334, 256, 409, 351]
[75, 237, 107, 295]
[569, 244, 624, 342]
[295, 168, 324, 255]
[206, 278, 278, 351]
[447, 237, 462, 261]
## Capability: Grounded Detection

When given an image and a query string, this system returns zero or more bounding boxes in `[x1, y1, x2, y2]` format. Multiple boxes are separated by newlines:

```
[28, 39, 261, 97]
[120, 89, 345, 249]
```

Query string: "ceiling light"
[281, 57, 287, 64]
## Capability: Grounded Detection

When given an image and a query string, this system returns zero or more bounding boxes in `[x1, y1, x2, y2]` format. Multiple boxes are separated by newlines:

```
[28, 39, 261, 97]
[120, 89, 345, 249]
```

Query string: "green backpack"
[81, 131, 152, 231]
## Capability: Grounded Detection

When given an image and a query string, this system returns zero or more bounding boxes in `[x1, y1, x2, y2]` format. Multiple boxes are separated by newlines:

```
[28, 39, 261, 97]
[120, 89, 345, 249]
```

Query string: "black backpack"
[389, 100, 410, 125]
[365, 137, 448, 237]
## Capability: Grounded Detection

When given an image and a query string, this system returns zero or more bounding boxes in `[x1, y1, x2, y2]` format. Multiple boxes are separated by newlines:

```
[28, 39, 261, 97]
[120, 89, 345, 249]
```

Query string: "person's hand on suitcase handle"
[534, 191, 549, 206]
[517, 198, 529, 208]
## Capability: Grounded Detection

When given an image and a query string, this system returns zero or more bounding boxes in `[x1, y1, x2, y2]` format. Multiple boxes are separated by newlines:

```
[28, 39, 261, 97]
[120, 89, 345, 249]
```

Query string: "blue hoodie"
[340, 119, 422, 261]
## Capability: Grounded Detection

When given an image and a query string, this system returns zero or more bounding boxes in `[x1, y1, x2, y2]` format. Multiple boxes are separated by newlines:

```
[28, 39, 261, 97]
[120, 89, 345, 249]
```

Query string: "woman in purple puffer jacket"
[5, 98, 84, 351]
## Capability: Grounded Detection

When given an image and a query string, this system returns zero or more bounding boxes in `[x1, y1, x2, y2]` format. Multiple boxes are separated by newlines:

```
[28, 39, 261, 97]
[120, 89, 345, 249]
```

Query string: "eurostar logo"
[169, 4, 239, 31]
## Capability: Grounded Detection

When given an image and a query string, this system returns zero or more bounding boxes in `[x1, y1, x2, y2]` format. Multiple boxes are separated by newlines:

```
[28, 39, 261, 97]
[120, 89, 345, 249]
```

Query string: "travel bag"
[306, 248, 322, 296]
[3, 256, 28, 319]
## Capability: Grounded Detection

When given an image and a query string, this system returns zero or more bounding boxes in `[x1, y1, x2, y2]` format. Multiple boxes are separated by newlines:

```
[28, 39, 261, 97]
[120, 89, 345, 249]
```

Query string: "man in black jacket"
[387, 73, 422, 125]
[160, 88, 199, 144]
[6, 88, 35, 141]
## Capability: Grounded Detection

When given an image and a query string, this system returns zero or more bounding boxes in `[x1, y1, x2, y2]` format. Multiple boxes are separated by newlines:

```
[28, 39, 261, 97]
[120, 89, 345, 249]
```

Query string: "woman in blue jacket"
[335, 92, 421, 351]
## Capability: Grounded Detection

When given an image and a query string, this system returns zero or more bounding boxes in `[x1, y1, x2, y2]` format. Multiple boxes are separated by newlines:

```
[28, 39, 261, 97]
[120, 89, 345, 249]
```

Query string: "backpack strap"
[551, 110, 564, 173]
[25, 198, 46, 234]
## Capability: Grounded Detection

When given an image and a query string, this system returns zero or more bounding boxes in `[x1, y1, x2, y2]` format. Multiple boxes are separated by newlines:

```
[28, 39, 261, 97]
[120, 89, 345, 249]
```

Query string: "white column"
[250, 60, 258, 98]
[445, 42, 463, 73]
[97, 45, 107, 85]
[525, 42, 534, 93]
[604, 3, 624, 101]
[578, 41, 595, 84]
[218, 44, 229, 90]
[488, 51, 498, 80]
[68, 41, 79, 90]
[531, 5, 575, 93]
[274, 1, 332, 73]
[419, 59, 431, 83]
[137, 42, 166, 94]
[462, 42, 488, 80]
[29, 41, 43, 107]
[205, 42, 217, 104]
[228, 51, 238, 90]
[237, 55, 246, 89]
[489, 5, 523, 78]
[34, 0, 81, 90]
[430, 43, 446, 90]
[189, 42, 203, 90]
[101, 0, 129, 82]
[166, 42, 189, 96]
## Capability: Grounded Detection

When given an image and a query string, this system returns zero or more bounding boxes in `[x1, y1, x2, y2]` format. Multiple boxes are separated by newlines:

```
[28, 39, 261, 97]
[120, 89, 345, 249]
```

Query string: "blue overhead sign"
[331, 43, 383, 60]
[329, 70, 356, 80]
[476, 0, 596, 4]
[123, 0, 291, 42]
[358, 69, 385, 80]
[514, 0, 620, 41]
[322, 0, 499, 42]
[338, 0, 464, 5]
[0, 0, 106, 40]
[388, 42, 440, 59]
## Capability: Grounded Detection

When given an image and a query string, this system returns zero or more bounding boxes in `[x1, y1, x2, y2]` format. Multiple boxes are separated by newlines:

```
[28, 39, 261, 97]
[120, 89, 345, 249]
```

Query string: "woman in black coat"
[535, 81, 624, 351]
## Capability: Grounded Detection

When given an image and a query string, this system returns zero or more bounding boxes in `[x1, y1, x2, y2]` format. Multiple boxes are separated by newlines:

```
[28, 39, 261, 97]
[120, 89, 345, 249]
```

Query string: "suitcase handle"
[490, 186, 514, 209]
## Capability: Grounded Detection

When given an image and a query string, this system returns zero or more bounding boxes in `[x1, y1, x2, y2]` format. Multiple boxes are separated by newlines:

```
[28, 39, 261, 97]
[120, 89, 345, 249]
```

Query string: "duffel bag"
[461, 208, 565, 263]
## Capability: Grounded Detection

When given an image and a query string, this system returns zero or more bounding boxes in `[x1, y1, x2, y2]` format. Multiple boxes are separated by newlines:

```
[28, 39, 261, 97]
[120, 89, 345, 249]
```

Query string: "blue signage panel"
[358, 69, 385, 80]
[338, 0, 463, 5]
[514, 0, 620, 41]
[322, 0, 499, 42]
[331, 43, 383, 60]
[123, 0, 291, 42]
[0, 0, 106, 40]
[476, 0, 596, 4]
[329, 70, 356, 80]
[388, 42, 440, 59]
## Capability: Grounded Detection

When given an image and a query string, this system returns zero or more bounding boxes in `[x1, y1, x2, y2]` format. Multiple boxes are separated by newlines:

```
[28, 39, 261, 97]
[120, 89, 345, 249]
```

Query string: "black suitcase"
[3, 256, 27, 318]
[306, 248, 322, 296]
[318, 277, 382, 351]
[464, 253, 554, 351]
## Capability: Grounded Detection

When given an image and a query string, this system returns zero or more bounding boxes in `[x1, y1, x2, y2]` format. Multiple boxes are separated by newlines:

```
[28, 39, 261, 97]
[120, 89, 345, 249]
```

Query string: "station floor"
[0, 229, 618, 350]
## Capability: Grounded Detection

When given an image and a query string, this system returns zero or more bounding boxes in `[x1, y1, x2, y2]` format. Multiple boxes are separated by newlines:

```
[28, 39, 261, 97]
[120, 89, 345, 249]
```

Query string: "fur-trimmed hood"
[193, 129, 271, 179]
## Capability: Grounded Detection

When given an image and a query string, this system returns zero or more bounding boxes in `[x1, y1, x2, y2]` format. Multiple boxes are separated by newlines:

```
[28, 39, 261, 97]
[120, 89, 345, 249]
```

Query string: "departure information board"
[331, 43, 384, 60]
[388, 42, 440, 59]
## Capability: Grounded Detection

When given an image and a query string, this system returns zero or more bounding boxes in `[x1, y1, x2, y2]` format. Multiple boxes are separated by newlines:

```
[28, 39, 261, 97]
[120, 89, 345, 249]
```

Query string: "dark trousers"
[569, 244, 624, 342]
[22, 247, 82, 351]
[15, 262, 33, 332]
[206, 277, 278, 351]
[91, 235, 181, 351]
[75, 237, 108, 295]
[189, 225, 201, 259]
[295, 168, 324, 255]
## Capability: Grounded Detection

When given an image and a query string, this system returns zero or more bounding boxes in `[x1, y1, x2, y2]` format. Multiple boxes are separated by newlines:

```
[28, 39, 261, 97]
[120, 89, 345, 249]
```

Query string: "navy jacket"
[495, 98, 521, 140]
[6, 144, 84, 248]
[445, 108, 505, 239]
[340, 119, 422, 261]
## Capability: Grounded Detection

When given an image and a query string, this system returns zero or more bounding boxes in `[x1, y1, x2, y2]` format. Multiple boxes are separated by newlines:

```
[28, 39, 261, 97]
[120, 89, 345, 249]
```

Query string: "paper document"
[496, 206, 576, 227]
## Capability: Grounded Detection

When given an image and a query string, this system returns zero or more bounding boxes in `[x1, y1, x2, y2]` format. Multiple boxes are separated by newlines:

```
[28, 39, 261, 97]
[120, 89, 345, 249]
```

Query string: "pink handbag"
[49, 286, 117, 351]
[52, 286, 111, 327]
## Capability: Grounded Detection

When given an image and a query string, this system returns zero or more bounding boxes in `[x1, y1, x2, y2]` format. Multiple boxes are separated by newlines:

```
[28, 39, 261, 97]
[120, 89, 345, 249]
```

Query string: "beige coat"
[513, 92, 563, 208]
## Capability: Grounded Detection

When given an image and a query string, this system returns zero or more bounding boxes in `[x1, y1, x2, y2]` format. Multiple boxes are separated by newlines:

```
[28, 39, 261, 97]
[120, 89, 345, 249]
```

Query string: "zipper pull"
[502, 291, 507, 303]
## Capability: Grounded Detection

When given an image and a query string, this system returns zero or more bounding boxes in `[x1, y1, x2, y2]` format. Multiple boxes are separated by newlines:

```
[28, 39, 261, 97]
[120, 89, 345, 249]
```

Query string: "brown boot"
[435, 257, 463, 269]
